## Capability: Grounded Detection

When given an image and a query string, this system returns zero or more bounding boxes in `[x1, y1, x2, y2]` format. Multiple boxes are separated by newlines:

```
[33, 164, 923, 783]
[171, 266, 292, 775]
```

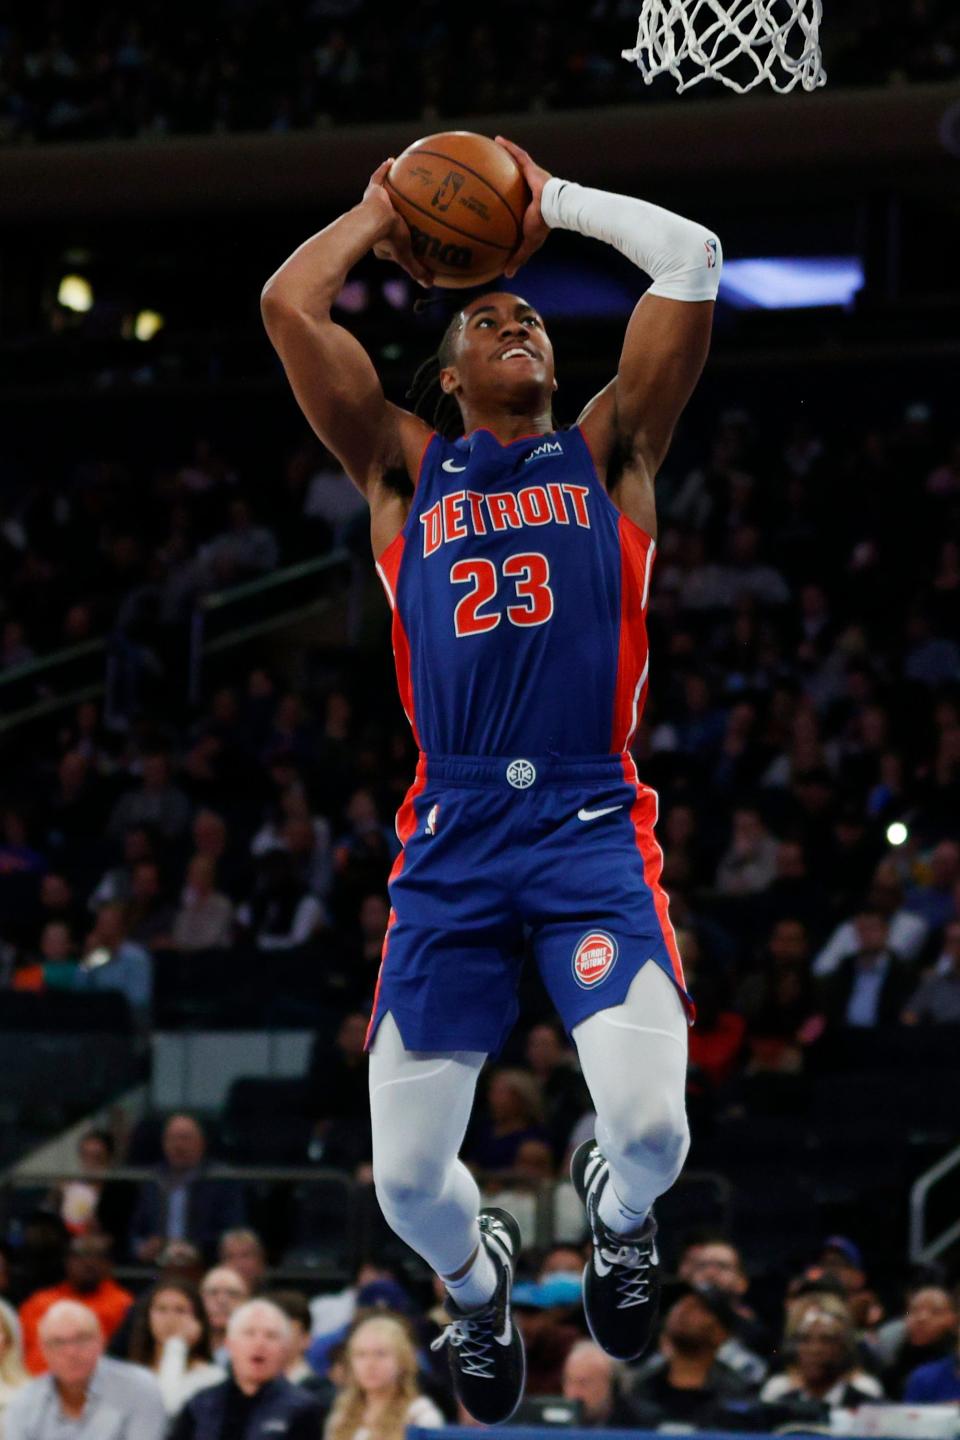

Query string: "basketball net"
[623, 0, 826, 94]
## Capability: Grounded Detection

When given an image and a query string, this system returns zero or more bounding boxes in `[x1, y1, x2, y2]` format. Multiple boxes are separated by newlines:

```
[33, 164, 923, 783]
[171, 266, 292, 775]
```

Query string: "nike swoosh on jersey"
[441, 459, 467, 473]
[577, 804, 624, 822]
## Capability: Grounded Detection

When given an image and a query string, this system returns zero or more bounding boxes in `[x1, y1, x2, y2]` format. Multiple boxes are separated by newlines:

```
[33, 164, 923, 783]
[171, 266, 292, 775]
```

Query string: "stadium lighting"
[886, 821, 909, 847]
[133, 309, 164, 341]
[57, 274, 94, 313]
[719, 257, 864, 310]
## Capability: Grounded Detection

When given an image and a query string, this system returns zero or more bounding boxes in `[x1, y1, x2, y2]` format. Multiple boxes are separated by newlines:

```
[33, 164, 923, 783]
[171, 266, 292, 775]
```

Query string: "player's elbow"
[260, 278, 298, 333]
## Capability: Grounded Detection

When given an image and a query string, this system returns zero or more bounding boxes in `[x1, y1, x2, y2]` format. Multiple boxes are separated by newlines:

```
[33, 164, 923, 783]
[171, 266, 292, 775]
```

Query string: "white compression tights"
[368, 962, 689, 1277]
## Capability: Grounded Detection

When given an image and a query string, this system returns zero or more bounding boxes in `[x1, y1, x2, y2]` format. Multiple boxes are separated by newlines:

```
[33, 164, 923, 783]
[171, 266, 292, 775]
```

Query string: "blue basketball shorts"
[365, 752, 694, 1055]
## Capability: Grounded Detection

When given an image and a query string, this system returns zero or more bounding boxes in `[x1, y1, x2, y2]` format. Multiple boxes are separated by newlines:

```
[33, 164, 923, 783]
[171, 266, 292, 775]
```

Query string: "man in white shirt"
[5, 1300, 166, 1440]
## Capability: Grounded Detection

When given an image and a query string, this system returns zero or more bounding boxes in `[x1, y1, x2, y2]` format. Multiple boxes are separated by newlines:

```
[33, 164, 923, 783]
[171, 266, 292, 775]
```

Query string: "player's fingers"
[368, 158, 393, 186]
[494, 134, 527, 164]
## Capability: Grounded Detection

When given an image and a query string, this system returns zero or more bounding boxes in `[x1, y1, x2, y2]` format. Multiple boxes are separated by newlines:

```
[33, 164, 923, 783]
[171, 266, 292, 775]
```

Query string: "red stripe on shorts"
[620, 752, 694, 1019]
[365, 753, 428, 1047]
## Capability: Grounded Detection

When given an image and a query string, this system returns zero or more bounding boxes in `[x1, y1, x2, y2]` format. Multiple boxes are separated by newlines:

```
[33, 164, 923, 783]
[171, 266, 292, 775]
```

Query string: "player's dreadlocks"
[406, 306, 465, 440]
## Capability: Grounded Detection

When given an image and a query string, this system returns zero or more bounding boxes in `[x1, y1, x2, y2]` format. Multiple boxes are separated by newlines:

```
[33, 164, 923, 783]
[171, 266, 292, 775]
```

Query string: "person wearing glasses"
[5, 1300, 166, 1440]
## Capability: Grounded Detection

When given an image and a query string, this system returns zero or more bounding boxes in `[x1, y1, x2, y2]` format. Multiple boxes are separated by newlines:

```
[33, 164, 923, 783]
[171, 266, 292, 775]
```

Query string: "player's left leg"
[571, 961, 690, 1359]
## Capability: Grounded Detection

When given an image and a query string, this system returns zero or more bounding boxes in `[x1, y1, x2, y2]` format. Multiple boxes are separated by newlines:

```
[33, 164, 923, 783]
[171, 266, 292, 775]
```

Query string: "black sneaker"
[571, 1139, 660, 1361]
[431, 1207, 526, 1425]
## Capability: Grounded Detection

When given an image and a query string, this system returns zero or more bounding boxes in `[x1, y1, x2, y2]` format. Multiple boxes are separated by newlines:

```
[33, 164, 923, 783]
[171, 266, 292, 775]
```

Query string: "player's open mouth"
[497, 346, 537, 361]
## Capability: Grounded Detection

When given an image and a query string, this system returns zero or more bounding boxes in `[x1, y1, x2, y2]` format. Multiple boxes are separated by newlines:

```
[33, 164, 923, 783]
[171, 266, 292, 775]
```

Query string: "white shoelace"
[431, 1313, 497, 1378]
[597, 1238, 653, 1309]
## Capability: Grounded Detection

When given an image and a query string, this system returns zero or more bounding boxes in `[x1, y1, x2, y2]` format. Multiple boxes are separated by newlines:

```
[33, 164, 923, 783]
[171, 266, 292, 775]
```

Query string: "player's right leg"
[369, 1012, 526, 1423]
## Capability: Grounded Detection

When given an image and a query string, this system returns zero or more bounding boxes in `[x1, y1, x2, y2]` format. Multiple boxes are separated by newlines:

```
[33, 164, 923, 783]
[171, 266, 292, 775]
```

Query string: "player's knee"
[613, 1096, 689, 1187]
[373, 1150, 447, 1226]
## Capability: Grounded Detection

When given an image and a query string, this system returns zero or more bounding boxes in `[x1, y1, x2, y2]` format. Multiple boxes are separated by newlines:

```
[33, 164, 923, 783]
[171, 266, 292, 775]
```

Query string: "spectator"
[740, 919, 825, 1074]
[199, 1267, 249, 1366]
[266, 1290, 326, 1396]
[523, 1021, 589, 1162]
[904, 1321, 960, 1404]
[467, 1069, 548, 1173]
[197, 499, 279, 587]
[813, 860, 929, 975]
[217, 1230, 267, 1293]
[129, 1114, 246, 1263]
[813, 1237, 885, 1330]
[876, 1285, 959, 1397]
[715, 807, 779, 897]
[235, 849, 325, 950]
[128, 1280, 224, 1414]
[48, 1129, 133, 1250]
[325, 1314, 443, 1440]
[677, 1238, 769, 1378]
[73, 902, 152, 1021]
[169, 855, 234, 951]
[562, 1340, 637, 1427]
[107, 751, 192, 842]
[627, 1289, 756, 1427]
[171, 1299, 322, 1439]
[123, 859, 177, 948]
[19, 1236, 133, 1375]
[902, 919, 960, 1024]
[761, 1307, 884, 1408]
[905, 841, 960, 930]
[510, 1275, 585, 1394]
[5, 1301, 165, 1440]
[87, 827, 157, 911]
[819, 911, 916, 1028]
[306, 1012, 371, 1169]
[0, 1298, 28, 1419]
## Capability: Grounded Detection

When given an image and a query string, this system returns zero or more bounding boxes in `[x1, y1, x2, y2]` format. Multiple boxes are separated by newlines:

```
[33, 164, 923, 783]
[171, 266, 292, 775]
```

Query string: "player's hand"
[495, 136, 552, 278]
[363, 160, 434, 289]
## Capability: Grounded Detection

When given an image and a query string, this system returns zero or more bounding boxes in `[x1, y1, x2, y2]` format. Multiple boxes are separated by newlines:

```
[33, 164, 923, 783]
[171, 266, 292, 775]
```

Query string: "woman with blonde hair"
[325, 1314, 443, 1440]
[0, 1298, 28, 1421]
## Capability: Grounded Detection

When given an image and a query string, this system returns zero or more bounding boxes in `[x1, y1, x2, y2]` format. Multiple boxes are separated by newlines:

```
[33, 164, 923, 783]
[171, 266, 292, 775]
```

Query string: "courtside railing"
[0, 1165, 732, 1287]
[909, 1139, 960, 1264]
[187, 547, 353, 703]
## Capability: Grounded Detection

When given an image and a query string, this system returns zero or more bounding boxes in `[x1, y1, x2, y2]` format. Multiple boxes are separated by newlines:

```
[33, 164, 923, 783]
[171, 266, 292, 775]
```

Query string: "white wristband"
[540, 176, 722, 303]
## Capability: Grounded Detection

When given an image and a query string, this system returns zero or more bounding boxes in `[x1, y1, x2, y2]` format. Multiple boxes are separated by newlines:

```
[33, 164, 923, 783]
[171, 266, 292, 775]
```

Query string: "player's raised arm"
[496, 138, 721, 537]
[260, 162, 433, 511]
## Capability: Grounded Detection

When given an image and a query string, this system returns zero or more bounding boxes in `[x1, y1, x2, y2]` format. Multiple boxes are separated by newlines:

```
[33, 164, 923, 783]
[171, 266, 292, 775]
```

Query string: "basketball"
[386, 131, 529, 289]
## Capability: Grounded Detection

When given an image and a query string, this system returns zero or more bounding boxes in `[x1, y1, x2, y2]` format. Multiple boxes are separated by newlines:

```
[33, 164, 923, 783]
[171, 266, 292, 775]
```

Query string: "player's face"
[442, 294, 556, 410]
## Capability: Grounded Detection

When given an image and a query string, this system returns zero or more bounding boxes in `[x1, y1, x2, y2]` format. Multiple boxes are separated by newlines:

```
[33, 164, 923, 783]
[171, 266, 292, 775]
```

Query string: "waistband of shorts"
[419, 752, 633, 789]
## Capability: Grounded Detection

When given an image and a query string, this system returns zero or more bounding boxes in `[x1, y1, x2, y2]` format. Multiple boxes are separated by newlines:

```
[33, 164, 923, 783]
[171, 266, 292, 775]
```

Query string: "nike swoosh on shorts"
[577, 805, 624, 822]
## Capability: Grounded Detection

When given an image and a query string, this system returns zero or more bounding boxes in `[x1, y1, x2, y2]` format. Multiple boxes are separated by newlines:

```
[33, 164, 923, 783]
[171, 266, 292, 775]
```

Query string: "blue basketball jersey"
[375, 426, 655, 758]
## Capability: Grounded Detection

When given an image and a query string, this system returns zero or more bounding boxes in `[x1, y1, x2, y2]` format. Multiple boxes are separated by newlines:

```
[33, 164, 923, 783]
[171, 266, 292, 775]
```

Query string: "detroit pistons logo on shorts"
[572, 930, 619, 989]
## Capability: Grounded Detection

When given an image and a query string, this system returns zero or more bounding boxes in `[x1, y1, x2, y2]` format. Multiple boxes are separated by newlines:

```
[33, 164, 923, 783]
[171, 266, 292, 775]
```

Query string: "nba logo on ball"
[572, 931, 618, 989]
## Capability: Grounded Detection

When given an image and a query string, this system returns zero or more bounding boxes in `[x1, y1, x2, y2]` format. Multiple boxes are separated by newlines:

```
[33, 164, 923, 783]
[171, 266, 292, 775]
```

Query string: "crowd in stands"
[1, 303, 960, 1434]
[1, 1110, 959, 1438]
[0, 0, 958, 145]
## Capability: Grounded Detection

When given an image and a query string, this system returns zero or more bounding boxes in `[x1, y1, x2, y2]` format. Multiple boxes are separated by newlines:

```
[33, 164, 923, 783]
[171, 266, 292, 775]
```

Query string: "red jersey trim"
[611, 515, 655, 753]
[375, 534, 420, 750]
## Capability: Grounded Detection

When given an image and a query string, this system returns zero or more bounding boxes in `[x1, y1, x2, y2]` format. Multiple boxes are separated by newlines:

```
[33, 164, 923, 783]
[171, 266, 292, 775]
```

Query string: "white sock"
[444, 1238, 498, 1311]
[597, 1173, 650, 1236]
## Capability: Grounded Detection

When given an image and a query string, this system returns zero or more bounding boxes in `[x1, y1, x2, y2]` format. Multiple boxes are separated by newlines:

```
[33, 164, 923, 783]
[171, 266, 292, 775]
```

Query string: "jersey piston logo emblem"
[441, 459, 468, 473]
[572, 930, 619, 989]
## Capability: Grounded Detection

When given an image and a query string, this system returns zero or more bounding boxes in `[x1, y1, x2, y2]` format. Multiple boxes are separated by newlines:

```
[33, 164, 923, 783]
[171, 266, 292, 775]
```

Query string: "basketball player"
[261, 136, 721, 1424]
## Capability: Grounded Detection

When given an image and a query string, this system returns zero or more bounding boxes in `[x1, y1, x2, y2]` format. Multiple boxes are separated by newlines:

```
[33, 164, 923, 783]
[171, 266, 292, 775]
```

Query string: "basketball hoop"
[623, 0, 826, 94]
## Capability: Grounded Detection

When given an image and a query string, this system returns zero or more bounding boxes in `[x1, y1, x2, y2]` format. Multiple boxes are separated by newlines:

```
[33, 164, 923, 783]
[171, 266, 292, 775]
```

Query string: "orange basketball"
[386, 131, 529, 289]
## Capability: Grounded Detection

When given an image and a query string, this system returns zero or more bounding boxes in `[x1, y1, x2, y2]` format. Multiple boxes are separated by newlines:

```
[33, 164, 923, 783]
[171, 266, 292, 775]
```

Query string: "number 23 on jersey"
[451, 553, 555, 636]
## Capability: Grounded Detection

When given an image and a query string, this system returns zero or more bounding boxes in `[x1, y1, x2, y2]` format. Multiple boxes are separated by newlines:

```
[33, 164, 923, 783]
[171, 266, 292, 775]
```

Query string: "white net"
[623, 0, 826, 94]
